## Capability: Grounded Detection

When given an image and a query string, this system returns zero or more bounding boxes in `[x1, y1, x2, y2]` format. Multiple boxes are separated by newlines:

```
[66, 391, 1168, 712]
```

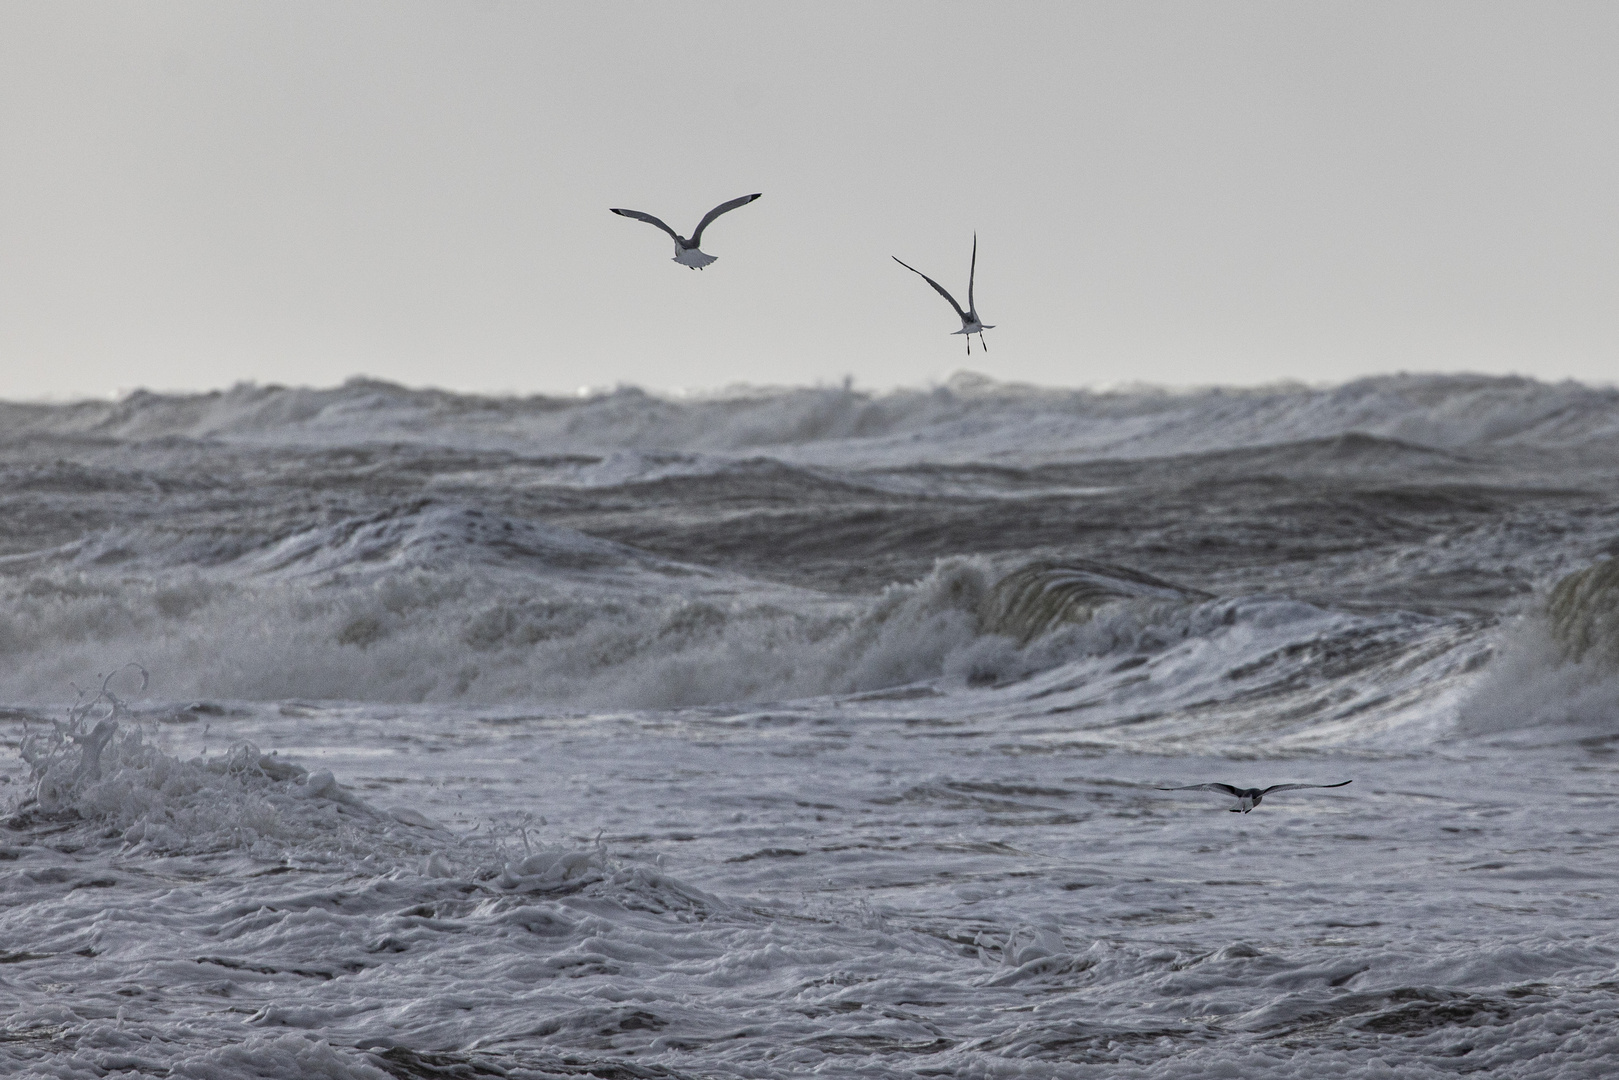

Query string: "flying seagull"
[893, 233, 995, 354]
[1157, 781, 1352, 813]
[609, 193, 762, 269]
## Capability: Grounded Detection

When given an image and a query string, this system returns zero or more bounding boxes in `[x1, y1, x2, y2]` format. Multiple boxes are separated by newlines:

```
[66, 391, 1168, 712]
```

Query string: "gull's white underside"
[674, 247, 717, 269]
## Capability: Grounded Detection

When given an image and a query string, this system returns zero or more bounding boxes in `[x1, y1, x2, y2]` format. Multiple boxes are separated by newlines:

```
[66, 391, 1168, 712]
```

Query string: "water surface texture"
[3, 374, 1619, 1078]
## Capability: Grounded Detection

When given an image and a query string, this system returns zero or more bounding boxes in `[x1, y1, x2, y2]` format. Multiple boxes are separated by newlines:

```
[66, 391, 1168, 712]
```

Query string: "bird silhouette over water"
[1158, 781, 1352, 813]
[893, 233, 995, 354]
[609, 193, 762, 269]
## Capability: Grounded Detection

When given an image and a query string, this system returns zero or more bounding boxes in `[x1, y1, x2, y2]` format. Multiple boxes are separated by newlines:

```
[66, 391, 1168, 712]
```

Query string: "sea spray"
[1458, 558, 1619, 737]
[12, 670, 457, 864]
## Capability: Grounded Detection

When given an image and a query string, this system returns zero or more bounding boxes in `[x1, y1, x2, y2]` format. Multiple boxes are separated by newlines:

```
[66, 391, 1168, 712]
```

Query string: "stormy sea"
[3, 372, 1617, 1079]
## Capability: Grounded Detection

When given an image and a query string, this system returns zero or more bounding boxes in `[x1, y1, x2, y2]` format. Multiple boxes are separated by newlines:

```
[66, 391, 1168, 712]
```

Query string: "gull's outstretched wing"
[689, 193, 762, 246]
[893, 256, 968, 322]
[1158, 783, 1244, 797]
[610, 208, 681, 241]
[1258, 781, 1353, 796]
[968, 232, 978, 317]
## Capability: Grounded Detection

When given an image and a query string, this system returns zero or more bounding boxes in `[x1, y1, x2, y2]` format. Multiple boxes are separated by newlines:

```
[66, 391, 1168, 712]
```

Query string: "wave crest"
[1545, 558, 1619, 666]
[979, 560, 1209, 644]
[9, 372, 1619, 464]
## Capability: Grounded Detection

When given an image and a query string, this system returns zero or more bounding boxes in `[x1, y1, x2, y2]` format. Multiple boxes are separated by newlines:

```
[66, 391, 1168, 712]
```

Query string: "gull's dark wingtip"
[609, 208, 631, 216]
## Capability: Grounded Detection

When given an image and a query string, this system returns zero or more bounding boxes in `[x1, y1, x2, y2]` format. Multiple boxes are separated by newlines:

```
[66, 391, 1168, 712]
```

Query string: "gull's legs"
[981, 333, 989, 352]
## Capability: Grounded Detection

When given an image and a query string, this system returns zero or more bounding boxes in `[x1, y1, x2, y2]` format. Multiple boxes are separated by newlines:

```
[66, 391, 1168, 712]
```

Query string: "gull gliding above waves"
[1157, 781, 1352, 813]
[893, 233, 995, 354]
[609, 193, 762, 269]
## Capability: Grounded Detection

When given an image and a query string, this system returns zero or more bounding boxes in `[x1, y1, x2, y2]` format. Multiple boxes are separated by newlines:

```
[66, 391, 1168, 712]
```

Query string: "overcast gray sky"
[2, 1, 1616, 399]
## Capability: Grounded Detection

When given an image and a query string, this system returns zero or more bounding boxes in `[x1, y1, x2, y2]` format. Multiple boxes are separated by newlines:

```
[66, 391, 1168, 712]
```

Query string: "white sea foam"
[5, 661, 1616, 1079]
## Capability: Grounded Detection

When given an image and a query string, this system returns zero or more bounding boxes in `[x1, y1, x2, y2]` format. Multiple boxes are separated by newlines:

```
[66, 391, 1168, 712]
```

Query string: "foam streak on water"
[3, 374, 1619, 1078]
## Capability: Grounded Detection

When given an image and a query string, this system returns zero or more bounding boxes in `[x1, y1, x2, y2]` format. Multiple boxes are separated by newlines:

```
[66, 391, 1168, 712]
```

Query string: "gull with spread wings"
[1157, 781, 1352, 813]
[609, 193, 762, 269]
[893, 233, 995, 354]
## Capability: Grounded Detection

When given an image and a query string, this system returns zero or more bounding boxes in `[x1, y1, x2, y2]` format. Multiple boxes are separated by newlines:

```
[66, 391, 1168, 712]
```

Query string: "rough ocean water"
[3, 372, 1619, 1079]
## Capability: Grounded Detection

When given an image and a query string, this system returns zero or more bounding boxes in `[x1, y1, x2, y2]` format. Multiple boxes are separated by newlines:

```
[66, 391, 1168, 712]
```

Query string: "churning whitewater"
[3, 373, 1619, 1078]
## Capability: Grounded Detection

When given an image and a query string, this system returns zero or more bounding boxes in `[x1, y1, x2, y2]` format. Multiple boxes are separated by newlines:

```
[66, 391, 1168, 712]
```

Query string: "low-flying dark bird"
[609, 193, 762, 269]
[1157, 781, 1352, 813]
[893, 233, 995, 354]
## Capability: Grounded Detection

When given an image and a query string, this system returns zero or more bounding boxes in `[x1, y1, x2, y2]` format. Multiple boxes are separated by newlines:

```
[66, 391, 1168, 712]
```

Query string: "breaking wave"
[0, 546, 1475, 751]
[1458, 558, 1619, 739]
[979, 560, 1210, 644]
[0, 506, 1238, 711]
